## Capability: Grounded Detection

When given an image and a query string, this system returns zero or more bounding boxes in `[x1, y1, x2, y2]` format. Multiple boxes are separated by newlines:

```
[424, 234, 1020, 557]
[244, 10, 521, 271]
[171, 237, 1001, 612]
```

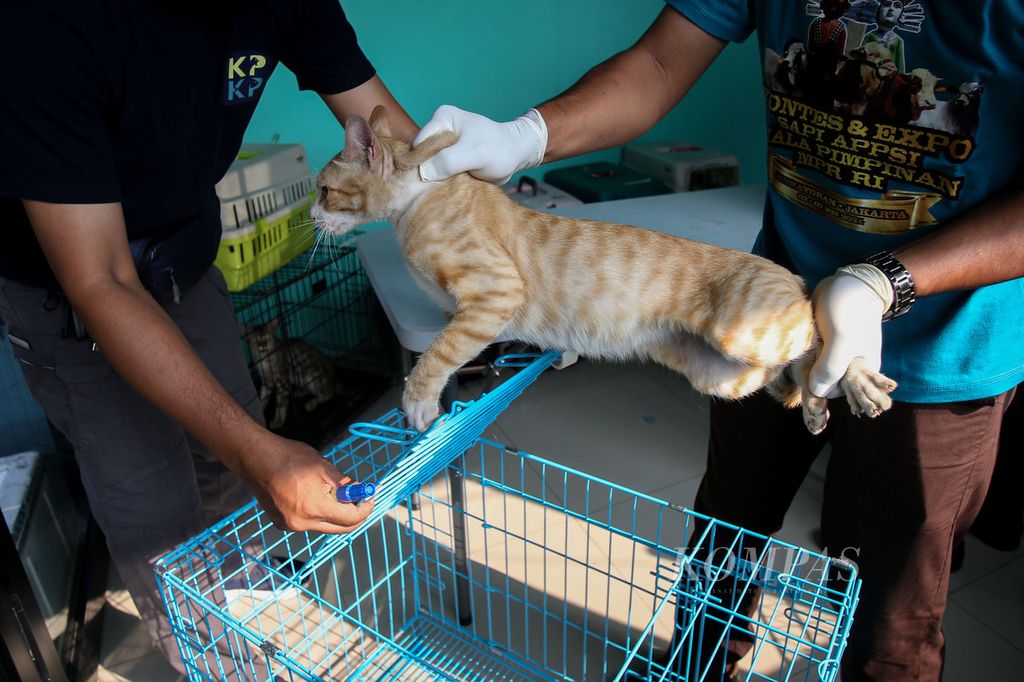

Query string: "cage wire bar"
[156, 353, 860, 681]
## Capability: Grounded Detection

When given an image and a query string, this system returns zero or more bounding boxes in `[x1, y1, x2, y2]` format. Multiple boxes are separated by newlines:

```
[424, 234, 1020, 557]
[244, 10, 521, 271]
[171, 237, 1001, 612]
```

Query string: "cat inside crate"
[245, 318, 340, 429]
[311, 106, 896, 434]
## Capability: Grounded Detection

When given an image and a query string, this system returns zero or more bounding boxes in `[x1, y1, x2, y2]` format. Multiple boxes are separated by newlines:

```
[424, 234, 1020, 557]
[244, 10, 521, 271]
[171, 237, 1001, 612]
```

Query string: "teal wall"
[244, 0, 768, 185]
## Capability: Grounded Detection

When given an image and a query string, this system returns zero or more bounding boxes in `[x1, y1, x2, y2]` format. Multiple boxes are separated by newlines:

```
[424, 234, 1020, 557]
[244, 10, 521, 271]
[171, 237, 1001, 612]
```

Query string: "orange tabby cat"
[312, 106, 896, 434]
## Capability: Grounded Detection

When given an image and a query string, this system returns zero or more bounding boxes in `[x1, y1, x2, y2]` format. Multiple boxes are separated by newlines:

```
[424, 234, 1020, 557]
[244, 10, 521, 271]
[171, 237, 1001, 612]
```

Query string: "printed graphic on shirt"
[763, 1, 984, 233]
[225, 52, 270, 105]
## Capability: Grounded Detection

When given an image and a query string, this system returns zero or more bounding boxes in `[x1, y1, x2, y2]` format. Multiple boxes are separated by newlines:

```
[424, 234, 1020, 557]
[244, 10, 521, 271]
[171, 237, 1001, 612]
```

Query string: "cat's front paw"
[403, 397, 440, 432]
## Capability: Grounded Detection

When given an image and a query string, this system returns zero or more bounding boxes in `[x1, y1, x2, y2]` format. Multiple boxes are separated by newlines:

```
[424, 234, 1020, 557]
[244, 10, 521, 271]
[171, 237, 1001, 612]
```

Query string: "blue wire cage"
[156, 354, 860, 681]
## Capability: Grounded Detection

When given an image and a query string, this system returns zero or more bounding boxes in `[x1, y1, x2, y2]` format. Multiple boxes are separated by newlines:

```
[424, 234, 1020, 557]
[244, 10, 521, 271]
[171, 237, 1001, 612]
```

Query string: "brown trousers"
[693, 387, 1013, 681]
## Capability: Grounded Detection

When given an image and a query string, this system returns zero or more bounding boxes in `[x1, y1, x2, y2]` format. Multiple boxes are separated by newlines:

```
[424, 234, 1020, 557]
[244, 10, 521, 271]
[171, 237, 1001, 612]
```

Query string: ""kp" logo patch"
[225, 52, 270, 105]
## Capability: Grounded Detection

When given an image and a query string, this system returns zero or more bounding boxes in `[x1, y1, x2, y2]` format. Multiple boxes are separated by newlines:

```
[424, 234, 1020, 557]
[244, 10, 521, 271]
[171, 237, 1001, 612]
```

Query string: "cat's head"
[312, 106, 457, 236]
[244, 319, 279, 358]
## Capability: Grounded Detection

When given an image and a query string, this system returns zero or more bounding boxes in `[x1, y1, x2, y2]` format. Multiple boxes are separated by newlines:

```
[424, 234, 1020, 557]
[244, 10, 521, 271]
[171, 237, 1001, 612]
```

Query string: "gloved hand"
[414, 105, 548, 185]
[808, 264, 894, 399]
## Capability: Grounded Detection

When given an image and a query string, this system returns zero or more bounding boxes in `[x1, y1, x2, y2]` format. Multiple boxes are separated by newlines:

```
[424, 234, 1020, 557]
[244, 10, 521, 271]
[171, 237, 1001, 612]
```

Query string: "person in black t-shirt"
[0, 1, 416, 672]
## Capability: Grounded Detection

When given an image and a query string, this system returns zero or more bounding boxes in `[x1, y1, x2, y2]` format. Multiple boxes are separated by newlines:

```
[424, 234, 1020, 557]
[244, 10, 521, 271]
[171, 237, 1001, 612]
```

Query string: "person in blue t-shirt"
[410, 1, 1024, 679]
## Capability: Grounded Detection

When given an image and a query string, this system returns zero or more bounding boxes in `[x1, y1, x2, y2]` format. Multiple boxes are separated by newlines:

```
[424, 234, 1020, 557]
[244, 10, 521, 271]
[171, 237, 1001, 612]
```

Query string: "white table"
[357, 184, 768, 354]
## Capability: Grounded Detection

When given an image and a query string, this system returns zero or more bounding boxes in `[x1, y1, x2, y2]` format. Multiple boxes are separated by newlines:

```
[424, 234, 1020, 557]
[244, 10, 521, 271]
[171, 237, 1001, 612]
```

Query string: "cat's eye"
[319, 186, 329, 202]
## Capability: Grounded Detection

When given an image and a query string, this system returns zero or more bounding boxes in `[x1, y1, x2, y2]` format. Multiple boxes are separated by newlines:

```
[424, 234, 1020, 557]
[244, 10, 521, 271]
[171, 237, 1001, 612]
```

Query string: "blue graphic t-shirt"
[666, 0, 1024, 402]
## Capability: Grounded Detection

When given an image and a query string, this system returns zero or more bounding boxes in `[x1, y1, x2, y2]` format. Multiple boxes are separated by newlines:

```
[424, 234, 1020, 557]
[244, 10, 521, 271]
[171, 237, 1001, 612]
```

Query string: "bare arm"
[321, 75, 418, 142]
[537, 7, 726, 163]
[24, 200, 373, 533]
[894, 185, 1024, 296]
[808, 184, 1024, 399]
[413, 7, 727, 183]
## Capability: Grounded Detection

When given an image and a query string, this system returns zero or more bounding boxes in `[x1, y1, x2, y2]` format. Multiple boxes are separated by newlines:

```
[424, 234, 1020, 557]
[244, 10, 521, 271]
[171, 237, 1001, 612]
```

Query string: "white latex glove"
[808, 264, 894, 399]
[414, 105, 548, 185]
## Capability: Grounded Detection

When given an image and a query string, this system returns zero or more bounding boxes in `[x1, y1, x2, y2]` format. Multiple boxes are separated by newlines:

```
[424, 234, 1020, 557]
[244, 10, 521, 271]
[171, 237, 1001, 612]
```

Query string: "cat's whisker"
[290, 221, 321, 254]
[290, 223, 319, 238]
[307, 235, 321, 271]
[328, 239, 344, 276]
[307, 229, 326, 272]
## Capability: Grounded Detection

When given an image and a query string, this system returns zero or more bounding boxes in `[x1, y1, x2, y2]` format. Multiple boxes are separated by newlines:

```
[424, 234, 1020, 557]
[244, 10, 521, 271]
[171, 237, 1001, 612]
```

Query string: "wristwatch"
[865, 251, 916, 320]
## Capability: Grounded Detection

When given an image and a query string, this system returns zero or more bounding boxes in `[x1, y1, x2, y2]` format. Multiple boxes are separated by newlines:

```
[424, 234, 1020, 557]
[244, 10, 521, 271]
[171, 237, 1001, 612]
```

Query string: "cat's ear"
[341, 116, 374, 162]
[368, 105, 392, 138]
[342, 115, 395, 178]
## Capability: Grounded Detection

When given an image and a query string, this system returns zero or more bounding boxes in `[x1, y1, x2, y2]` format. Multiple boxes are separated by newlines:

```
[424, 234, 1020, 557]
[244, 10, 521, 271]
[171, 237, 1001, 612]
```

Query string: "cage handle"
[493, 352, 545, 368]
[818, 658, 841, 679]
[346, 421, 420, 444]
[495, 350, 578, 370]
[447, 400, 472, 415]
[516, 175, 539, 197]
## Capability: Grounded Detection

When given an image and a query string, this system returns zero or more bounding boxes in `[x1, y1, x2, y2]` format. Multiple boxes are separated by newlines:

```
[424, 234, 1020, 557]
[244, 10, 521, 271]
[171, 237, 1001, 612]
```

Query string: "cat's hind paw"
[802, 394, 830, 435]
[404, 398, 441, 433]
[840, 357, 897, 418]
[801, 358, 896, 434]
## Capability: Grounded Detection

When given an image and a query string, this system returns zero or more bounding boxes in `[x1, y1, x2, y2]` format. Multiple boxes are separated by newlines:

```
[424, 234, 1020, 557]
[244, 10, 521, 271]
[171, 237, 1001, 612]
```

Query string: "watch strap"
[864, 251, 916, 320]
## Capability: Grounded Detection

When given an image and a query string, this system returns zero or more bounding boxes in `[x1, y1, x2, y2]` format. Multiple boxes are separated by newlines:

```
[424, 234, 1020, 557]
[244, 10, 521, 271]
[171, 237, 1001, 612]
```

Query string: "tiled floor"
[93, 359, 1024, 681]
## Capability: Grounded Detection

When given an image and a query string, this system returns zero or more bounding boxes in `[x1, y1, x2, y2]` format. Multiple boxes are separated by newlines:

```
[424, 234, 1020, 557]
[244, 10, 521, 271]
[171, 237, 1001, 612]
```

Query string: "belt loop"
[169, 268, 182, 305]
[61, 300, 73, 339]
[72, 311, 88, 340]
[51, 290, 91, 343]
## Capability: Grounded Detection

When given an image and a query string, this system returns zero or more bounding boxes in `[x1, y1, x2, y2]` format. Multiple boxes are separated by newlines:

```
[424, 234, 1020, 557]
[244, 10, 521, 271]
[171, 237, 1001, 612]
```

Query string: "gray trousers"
[0, 268, 261, 675]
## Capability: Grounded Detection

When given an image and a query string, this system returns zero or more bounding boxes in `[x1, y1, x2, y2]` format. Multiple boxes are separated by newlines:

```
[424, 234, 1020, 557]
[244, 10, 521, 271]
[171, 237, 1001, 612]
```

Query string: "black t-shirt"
[0, 0, 375, 288]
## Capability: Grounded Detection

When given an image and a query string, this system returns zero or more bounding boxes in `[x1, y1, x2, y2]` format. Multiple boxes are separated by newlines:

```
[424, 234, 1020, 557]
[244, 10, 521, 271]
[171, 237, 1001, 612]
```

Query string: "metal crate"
[156, 353, 860, 681]
[230, 239, 399, 444]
